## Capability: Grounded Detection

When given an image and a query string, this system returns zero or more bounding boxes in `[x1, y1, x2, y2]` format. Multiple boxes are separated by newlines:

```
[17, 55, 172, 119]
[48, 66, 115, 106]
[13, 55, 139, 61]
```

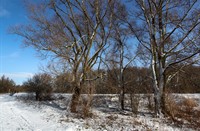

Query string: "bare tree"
[10, 0, 114, 112]
[128, 0, 200, 116]
[114, 1, 144, 110]
[100, 1, 139, 110]
[112, 24, 137, 110]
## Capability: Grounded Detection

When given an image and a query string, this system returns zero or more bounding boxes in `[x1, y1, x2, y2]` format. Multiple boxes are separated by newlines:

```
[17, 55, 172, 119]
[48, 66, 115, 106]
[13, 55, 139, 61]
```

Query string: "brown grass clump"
[176, 98, 200, 128]
[165, 95, 200, 129]
[147, 94, 154, 112]
[78, 83, 95, 119]
[165, 94, 179, 119]
[81, 95, 93, 118]
[180, 98, 198, 112]
[130, 94, 140, 115]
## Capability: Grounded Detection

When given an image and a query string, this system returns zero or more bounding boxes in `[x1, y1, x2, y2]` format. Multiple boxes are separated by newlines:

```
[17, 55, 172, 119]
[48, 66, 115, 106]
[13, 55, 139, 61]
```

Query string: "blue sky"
[0, 0, 46, 85]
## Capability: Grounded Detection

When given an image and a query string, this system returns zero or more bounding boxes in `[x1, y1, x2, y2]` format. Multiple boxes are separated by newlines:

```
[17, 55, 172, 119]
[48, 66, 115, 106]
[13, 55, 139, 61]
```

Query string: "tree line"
[8, 0, 200, 117]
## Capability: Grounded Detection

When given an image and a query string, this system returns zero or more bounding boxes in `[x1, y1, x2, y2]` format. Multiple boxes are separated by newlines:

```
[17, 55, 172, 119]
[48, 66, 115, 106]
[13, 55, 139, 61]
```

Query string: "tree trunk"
[161, 91, 166, 114]
[70, 70, 82, 113]
[154, 86, 162, 116]
[161, 75, 167, 115]
[119, 42, 125, 110]
[154, 85, 167, 116]
[120, 85, 125, 110]
[151, 50, 168, 116]
[153, 67, 166, 116]
[70, 83, 81, 113]
[36, 92, 40, 101]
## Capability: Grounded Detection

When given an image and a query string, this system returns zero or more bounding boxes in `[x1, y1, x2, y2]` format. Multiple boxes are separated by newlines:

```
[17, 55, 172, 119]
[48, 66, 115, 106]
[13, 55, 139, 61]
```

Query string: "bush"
[23, 73, 53, 101]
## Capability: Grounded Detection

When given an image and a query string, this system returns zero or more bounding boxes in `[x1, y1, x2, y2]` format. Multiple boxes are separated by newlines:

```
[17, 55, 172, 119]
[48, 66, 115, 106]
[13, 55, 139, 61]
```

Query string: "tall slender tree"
[111, 18, 137, 110]
[101, 1, 139, 110]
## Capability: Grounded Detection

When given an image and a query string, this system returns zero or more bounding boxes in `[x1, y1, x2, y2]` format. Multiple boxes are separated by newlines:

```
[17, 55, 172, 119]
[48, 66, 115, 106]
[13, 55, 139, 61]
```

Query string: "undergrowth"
[165, 94, 200, 129]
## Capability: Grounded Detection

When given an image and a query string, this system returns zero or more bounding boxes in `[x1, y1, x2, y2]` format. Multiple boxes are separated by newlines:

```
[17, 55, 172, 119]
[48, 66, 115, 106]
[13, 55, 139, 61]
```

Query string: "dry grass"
[176, 98, 200, 128]
[165, 94, 179, 119]
[81, 95, 93, 118]
[130, 94, 140, 115]
[165, 94, 200, 129]
[78, 84, 95, 119]
[180, 98, 198, 112]
[147, 94, 154, 112]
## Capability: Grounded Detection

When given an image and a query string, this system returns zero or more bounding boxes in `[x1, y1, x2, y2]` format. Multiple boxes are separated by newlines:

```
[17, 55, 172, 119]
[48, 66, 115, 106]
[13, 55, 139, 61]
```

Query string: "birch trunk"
[119, 43, 125, 110]
[152, 57, 166, 116]
[152, 58, 161, 116]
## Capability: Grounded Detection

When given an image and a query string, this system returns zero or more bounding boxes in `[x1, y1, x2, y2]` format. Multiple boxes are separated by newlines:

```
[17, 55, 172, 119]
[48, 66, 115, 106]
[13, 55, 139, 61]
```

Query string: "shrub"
[23, 73, 53, 101]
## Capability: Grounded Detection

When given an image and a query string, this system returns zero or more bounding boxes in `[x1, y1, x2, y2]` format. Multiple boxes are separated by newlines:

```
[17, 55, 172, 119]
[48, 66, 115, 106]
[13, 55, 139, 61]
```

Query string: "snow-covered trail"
[0, 94, 71, 131]
[0, 95, 34, 130]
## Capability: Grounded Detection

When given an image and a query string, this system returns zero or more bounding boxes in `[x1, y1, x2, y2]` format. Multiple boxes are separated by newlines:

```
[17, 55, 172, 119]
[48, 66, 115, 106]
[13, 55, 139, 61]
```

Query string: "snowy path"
[0, 94, 70, 131]
[0, 97, 33, 130]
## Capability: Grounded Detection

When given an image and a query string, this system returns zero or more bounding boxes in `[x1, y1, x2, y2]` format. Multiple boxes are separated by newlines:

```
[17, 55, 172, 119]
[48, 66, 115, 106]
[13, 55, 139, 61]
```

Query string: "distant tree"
[169, 65, 200, 93]
[179, 66, 200, 93]
[0, 75, 16, 93]
[97, 69, 119, 94]
[54, 72, 72, 93]
[124, 67, 152, 93]
[23, 73, 53, 101]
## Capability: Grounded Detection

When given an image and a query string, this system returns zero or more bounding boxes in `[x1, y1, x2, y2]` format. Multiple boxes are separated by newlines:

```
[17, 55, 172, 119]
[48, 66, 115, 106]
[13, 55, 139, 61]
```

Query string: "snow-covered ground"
[0, 93, 199, 131]
[0, 94, 74, 131]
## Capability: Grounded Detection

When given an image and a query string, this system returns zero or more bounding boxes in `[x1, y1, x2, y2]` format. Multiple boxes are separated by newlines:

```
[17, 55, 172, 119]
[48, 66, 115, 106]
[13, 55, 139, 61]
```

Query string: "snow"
[0, 93, 199, 131]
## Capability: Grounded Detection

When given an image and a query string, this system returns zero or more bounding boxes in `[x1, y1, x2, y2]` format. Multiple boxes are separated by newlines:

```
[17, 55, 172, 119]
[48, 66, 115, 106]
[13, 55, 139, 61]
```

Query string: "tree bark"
[119, 41, 125, 110]
[120, 85, 125, 110]
[153, 63, 166, 116]
[70, 83, 81, 113]
[153, 85, 161, 116]
[70, 70, 82, 113]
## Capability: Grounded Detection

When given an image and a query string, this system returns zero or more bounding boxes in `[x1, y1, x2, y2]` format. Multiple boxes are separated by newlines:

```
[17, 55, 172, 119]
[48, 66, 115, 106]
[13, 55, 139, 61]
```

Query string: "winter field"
[0, 93, 200, 131]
